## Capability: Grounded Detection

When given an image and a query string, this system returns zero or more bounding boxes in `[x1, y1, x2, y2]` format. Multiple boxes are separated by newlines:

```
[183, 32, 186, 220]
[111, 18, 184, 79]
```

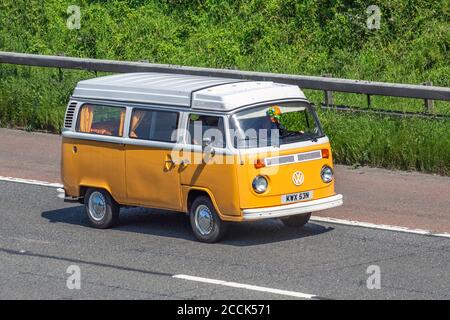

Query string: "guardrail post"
[367, 94, 372, 109]
[423, 81, 434, 113]
[322, 73, 334, 108]
[58, 68, 64, 82]
[57, 53, 64, 82]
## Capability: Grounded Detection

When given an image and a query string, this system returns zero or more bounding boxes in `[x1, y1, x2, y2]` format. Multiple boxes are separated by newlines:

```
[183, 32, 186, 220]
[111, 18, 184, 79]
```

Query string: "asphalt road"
[1, 128, 450, 233]
[1, 180, 449, 299]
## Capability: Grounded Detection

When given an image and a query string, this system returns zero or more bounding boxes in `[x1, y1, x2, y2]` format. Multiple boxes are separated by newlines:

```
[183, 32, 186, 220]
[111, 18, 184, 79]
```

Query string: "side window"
[76, 104, 126, 137]
[129, 108, 179, 143]
[188, 114, 225, 148]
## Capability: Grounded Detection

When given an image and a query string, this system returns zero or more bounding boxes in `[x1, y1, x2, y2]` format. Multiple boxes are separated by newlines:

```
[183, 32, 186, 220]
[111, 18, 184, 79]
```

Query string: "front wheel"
[84, 188, 120, 229]
[189, 196, 228, 243]
[280, 212, 311, 228]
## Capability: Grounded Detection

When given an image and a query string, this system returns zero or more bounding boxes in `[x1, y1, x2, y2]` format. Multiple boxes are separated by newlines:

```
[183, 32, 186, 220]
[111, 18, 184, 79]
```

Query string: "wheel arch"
[183, 186, 241, 222]
[80, 185, 119, 204]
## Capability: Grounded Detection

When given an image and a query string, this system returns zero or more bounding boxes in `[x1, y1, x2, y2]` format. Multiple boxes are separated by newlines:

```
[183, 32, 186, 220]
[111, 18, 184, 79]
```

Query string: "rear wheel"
[189, 196, 228, 243]
[84, 188, 120, 229]
[281, 212, 311, 228]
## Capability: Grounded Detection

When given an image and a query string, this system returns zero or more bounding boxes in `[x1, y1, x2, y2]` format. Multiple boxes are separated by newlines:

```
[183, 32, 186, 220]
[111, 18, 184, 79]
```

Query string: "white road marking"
[173, 274, 317, 299]
[0, 234, 53, 245]
[0, 176, 63, 188]
[1, 175, 450, 239]
[310, 216, 450, 239]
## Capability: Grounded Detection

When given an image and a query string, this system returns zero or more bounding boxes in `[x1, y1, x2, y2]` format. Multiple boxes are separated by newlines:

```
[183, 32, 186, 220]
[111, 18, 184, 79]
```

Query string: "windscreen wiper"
[281, 131, 319, 143]
[280, 130, 304, 138]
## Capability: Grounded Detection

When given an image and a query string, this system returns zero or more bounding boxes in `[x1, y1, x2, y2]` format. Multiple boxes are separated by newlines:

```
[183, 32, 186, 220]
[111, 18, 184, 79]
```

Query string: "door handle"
[180, 159, 190, 166]
[165, 159, 176, 165]
[165, 156, 189, 170]
[165, 159, 189, 166]
[164, 155, 176, 171]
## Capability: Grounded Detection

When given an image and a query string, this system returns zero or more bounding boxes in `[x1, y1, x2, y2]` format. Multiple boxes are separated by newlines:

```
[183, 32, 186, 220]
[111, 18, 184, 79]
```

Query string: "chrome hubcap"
[88, 191, 106, 221]
[194, 205, 213, 236]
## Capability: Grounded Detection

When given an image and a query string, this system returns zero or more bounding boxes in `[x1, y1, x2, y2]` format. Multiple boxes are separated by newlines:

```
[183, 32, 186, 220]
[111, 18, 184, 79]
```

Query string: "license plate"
[281, 191, 313, 204]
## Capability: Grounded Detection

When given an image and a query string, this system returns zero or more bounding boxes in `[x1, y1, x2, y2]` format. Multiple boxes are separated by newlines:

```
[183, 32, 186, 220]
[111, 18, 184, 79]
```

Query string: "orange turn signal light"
[321, 149, 330, 159]
[254, 159, 266, 169]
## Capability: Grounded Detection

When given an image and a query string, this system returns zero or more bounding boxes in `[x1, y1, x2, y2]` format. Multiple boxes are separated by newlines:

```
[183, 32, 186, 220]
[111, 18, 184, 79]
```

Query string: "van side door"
[179, 113, 241, 217]
[124, 107, 183, 211]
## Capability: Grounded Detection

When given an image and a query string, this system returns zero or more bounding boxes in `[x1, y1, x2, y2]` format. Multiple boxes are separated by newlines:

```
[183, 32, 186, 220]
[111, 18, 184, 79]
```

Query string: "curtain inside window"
[118, 110, 125, 137]
[79, 105, 93, 133]
[130, 110, 146, 138]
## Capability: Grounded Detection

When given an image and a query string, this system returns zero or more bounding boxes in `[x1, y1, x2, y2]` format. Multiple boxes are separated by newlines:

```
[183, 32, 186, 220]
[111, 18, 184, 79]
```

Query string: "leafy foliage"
[0, 0, 449, 173]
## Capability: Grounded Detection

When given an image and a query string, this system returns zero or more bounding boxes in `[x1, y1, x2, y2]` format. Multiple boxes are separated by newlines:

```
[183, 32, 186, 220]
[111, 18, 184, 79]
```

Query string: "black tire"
[189, 196, 228, 243]
[84, 188, 120, 229]
[281, 212, 311, 228]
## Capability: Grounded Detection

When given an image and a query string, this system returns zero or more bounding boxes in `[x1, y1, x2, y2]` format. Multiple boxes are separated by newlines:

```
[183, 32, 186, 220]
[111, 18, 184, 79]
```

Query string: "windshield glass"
[229, 101, 323, 149]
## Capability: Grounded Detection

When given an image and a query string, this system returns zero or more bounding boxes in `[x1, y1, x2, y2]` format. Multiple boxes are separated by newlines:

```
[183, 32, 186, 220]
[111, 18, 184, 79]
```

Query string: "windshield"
[229, 101, 323, 149]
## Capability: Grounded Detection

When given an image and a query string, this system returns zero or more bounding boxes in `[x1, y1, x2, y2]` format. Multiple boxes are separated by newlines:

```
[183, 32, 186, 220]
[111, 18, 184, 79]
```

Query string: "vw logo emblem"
[292, 171, 304, 186]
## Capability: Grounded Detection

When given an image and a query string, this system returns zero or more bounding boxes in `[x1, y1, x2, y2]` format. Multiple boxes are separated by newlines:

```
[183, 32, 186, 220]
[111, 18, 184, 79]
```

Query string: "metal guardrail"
[1, 51, 450, 111]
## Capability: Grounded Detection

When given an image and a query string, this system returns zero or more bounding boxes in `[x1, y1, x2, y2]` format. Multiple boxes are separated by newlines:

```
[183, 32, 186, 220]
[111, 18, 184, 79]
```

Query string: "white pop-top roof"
[72, 72, 306, 111]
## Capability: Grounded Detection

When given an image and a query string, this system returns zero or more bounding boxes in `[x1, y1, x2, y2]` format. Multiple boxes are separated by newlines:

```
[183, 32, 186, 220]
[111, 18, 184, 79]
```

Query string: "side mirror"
[202, 137, 216, 163]
[202, 137, 212, 149]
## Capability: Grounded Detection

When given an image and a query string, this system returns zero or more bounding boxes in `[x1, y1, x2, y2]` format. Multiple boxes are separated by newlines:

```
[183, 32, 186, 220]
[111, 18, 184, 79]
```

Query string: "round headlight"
[252, 176, 268, 194]
[321, 166, 334, 183]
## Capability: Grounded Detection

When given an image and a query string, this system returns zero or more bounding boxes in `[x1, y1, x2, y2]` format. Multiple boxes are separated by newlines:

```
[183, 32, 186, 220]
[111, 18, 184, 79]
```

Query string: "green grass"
[0, 0, 449, 174]
[319, 110, 450, 175]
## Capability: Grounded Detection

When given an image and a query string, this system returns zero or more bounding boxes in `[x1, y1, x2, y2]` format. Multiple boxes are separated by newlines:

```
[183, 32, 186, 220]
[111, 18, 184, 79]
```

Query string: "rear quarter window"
[76, 104, 126, 137]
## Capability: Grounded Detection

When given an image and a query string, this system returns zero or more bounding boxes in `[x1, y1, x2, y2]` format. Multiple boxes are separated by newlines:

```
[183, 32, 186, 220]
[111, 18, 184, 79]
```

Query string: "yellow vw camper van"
[59, 73, 343, 242]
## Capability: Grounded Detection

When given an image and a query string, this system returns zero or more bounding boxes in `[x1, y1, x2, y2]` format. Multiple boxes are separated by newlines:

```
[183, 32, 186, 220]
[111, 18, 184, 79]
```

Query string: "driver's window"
[188, 114, 225, 148]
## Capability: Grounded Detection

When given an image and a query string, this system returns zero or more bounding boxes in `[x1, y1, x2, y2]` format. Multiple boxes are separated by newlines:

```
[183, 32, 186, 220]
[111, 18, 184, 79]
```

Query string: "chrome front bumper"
[242, 194, 343, 221]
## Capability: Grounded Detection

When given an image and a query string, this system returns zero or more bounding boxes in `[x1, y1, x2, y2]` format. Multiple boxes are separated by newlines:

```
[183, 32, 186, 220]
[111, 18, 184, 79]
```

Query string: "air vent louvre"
[64, 102, 77, 129]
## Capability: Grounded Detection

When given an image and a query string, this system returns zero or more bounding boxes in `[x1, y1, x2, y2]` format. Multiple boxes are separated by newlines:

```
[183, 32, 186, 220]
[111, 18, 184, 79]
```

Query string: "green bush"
[0, 0, 449, 173]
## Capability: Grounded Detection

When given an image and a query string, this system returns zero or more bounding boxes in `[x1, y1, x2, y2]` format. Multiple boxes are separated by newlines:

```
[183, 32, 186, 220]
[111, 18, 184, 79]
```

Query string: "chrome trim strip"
[264, 150, 322, 167]
[177, 143, 232, 155]
[122, 137, 178, 149]
[62, 131, 328, 156]
[62, 131, 233, 155]
[242, 194, 343, 220]
[234, 136, 329, 155]
[62, 131, 126, 145]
